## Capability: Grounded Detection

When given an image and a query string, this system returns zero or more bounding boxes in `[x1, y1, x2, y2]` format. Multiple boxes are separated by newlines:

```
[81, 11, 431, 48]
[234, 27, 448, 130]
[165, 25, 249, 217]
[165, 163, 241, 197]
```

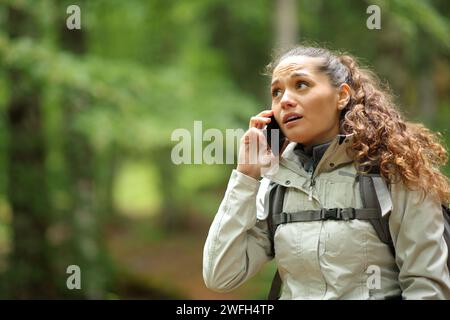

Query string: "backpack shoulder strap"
[441, 204, 450, 271]
[266, 182, 286, 256]
[359, 166, 450, 267]
[265, 181, 286, 300]
[357, 165, 395, 256]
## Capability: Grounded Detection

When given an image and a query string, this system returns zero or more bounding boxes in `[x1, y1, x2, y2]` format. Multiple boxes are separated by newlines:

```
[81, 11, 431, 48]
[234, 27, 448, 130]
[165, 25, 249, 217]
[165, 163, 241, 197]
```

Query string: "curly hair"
[266, 45, 450, 205]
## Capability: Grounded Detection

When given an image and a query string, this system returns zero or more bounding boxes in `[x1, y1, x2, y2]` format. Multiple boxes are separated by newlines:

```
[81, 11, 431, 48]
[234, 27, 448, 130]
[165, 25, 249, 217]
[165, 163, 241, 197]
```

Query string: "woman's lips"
[282, 113, 304, 128]
[284, 117, 303, 128]
[282, 113, 303, 124]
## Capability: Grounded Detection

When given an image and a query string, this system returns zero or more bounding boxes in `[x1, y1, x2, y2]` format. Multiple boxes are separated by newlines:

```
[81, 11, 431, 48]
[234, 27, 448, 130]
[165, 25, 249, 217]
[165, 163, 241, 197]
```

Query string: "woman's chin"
[286, 133, 310, 145]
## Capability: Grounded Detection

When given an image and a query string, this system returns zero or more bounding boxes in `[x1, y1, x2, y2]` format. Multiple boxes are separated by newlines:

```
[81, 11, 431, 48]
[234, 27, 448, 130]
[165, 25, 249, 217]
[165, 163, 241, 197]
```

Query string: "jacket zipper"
[308, 167, 315, 201]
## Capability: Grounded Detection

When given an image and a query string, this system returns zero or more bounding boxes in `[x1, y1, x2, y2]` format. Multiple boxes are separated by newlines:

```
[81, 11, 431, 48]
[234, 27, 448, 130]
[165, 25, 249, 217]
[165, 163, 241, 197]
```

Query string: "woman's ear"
[337, 83, 351, 111]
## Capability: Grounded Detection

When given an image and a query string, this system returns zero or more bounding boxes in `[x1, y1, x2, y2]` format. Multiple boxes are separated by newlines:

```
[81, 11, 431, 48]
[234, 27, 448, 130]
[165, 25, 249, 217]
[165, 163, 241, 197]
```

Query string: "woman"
[202, 46, 450, 299]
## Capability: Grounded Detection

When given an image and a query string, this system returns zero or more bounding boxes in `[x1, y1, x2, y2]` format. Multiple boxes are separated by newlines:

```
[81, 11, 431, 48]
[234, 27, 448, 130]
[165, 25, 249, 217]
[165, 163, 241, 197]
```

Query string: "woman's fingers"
[249, 110, 273, 129]
[237, 109, 276, 178]
[242, 127, 264, 144]
[238, 122, 279, 178]
[249, 116, 271, 129]
[257, 109, 273, 117]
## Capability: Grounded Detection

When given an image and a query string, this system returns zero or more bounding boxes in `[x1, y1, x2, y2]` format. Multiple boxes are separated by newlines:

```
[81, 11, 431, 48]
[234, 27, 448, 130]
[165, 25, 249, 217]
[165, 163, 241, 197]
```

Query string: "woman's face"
[271, 55, 348, 147]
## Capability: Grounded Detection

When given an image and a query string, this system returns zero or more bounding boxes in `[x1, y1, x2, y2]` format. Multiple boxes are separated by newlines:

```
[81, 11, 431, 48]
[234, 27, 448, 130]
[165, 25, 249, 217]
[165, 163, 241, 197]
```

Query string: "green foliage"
[0, 33, 255, 152]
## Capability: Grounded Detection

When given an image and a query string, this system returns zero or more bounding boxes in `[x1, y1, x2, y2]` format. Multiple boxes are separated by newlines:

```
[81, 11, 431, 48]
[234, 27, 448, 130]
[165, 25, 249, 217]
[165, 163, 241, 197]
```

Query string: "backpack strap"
[272, 207, 379, 226]
[266, 182, 286, 258]
[265, 182, 285, 300]
[441, 204, 450, 271]
[267, 266, 282, 301]
[357, 166, 395, 257]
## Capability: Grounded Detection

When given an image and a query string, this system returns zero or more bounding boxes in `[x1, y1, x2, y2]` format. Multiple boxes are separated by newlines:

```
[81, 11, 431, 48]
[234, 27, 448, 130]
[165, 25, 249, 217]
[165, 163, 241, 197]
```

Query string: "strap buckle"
[321, 208, 339, 220]
[340, 208, 356, 220]
[279, 212, 291, 224]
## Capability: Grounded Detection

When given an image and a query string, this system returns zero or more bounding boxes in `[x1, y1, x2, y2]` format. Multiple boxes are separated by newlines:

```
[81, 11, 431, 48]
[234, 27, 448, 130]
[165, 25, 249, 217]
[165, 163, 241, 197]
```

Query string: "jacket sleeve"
[389, 181, 450, 299]
[203, 169, 273, 293]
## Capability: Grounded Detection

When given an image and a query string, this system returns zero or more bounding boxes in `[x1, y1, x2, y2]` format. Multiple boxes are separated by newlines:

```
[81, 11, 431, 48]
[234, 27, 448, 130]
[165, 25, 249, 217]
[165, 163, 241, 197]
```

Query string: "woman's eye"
[296, 81, 309, 89]
[272, 88, 282, 98]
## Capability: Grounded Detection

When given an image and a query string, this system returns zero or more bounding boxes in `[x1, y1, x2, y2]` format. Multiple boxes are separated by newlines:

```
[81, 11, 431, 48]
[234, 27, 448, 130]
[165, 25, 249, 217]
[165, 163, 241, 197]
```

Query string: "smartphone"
[264, 115, 285, 156]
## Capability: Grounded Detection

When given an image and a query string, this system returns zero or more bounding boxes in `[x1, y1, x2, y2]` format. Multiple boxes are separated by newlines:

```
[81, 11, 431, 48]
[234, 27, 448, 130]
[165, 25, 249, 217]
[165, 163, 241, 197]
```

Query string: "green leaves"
[0, 33, 255, 153]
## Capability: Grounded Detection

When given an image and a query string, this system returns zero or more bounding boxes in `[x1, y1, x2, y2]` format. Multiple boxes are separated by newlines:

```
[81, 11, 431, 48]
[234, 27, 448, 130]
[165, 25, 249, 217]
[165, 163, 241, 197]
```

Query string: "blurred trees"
[0, 0, 448, 298]
[4, 4, 57, 298]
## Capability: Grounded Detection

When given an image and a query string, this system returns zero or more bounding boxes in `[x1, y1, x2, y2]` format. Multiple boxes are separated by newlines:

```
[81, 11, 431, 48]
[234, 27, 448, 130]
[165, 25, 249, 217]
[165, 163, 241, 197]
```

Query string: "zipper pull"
[308, 178, 315, 201]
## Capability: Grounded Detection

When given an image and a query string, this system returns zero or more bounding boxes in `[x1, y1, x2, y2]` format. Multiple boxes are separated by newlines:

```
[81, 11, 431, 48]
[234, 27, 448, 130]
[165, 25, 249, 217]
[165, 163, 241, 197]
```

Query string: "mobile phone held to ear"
[264, 115, 285, 156]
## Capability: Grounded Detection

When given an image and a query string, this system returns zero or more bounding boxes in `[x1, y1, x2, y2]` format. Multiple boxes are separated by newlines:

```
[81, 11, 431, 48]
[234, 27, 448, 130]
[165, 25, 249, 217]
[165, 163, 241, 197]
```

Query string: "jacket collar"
[277, 133, 356, 177]
[293, 140, 333, 173]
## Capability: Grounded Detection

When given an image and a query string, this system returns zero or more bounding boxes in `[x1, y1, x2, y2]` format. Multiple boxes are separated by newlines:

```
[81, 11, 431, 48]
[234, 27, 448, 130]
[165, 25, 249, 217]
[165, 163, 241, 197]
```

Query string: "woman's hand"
[236, 110, 275, 179]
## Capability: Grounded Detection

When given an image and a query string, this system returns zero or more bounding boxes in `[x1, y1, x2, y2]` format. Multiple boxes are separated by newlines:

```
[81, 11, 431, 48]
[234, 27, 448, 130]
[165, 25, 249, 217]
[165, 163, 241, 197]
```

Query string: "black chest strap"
[272, 207, 379, 226]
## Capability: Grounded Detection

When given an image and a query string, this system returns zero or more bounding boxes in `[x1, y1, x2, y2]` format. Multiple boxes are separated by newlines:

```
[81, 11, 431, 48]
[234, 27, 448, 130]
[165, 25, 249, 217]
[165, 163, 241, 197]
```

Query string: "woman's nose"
[280, 90, 297, 109]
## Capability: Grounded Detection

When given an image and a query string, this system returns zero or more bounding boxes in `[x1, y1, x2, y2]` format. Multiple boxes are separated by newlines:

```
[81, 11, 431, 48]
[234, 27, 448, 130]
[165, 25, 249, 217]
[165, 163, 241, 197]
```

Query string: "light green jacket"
[203, 133, 450, 299]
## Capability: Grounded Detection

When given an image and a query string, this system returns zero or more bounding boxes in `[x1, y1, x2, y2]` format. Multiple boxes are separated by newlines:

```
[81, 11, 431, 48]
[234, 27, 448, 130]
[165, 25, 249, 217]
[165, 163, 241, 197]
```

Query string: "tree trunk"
[5, 5, 57, 299]
[418, 66, 437, 127]
[275, 0, 299, 49]
[154, 147, 182, 232]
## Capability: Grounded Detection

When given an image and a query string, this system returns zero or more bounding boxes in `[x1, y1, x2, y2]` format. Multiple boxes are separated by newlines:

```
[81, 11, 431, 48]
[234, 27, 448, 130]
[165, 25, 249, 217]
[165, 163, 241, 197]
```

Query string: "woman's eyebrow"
[271, 71, 312, 86]
[291, 71, 310, 78]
